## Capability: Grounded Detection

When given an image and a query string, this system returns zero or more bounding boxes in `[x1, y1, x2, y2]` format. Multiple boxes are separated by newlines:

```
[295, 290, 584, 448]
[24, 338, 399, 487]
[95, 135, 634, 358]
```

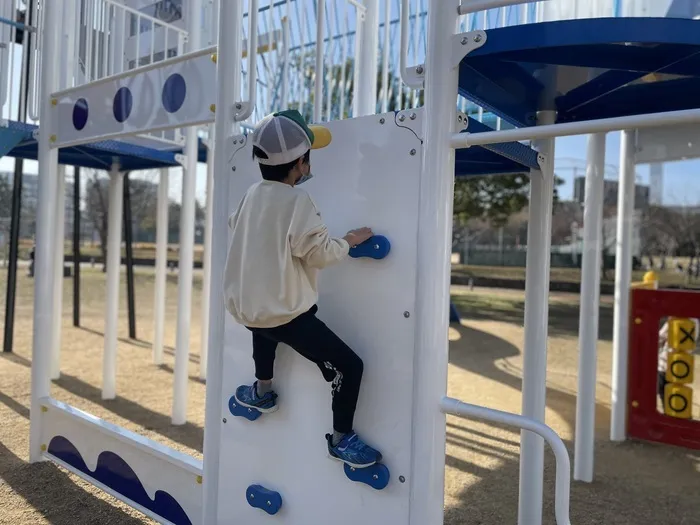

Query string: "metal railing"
[441, 396, 573, 525]
[0, 0, 35, 123]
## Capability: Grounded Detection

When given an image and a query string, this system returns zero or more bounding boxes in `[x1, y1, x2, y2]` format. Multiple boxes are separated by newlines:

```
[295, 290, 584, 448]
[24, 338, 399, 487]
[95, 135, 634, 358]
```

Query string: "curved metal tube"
[440, 396, 573, 525]
[399, 0, 423, 89]
[236, 0, 259, 122]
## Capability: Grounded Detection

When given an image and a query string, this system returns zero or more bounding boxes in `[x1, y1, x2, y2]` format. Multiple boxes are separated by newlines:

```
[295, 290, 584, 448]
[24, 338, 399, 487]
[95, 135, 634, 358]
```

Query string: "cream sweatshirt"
[223, 180, 350, 328]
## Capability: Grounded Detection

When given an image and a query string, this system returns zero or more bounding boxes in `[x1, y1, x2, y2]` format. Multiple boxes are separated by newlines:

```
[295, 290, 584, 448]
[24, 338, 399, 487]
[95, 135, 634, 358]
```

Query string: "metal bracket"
[452, 30, 487, 68]
[394, 109, 423, 142]
[456, 110, 468, 132]
[403, 65, 425, 90]
[175, 154, 187, 166]
[227, 134, 248, 169]
[536, 153, 550, 172]
[233, 102, 251, 122]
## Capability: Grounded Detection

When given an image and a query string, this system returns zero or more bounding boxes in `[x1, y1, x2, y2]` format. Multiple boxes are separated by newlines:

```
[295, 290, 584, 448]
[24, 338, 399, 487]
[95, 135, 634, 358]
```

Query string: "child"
[223, 110, 383, 468]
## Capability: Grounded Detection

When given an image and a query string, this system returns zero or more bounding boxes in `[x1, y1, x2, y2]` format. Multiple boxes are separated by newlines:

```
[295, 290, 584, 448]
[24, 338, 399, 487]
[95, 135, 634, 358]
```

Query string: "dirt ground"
[1, 269, 700, 524]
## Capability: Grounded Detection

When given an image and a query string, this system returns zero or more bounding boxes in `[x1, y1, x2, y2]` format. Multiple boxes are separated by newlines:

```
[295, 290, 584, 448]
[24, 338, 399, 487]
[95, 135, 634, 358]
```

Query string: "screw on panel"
[410, 149, 416, 156]
[410, 113, 416, 120]
[461, 36, 468, 45]
[399, 114, 406, 122]
[379, 117, 385, 124]
[210, 104, 216, 112]
[41, 406, 48, 412]
[399, 476, 406, 483]
[211, 53, 218, 63]
[41, 444, 47, 452]
[404, 311, 410, 318]
[474, 34, 483, 43]
[50, 135, 57, 142]
[223, 418, 227, 423]
[632, 400, 639, 408]
[51, 99, 57, 106]
[635, 317, 642, 325]
[236, 103, 242, 110]
[416, 65, 424, 74]
[232, 167, 236, 171]
[267, 501, 272, 506]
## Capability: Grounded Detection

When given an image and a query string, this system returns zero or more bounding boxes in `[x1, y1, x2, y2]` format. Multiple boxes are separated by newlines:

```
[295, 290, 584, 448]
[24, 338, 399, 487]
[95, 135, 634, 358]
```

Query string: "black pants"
[246, 305, 364, 434]
[658, 371, 668, 402]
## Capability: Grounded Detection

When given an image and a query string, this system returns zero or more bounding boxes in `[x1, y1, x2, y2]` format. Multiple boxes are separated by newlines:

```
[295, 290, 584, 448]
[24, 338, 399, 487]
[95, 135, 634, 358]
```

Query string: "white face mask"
[296, 172, 313, 185]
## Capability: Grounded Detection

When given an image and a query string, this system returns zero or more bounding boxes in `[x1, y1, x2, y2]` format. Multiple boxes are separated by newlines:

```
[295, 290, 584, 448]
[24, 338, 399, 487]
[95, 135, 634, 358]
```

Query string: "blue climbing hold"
[228, 395, 262, 421]
[246, 484, 282, 515]
[348, 235, 391, 260]
[113, 87, 133, 123]
[162, 73, 187, 113]
[343, 462, 390, 490]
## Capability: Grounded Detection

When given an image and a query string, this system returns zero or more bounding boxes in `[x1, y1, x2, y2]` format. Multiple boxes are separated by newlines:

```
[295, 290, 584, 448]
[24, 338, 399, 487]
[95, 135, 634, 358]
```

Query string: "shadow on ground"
[451, 293, 614, 341]
[444, 322, 700, 525]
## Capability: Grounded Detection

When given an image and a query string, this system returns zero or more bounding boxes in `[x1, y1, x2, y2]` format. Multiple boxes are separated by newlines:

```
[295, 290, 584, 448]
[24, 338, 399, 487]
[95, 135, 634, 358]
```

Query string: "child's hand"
[344, 227, 373, 247]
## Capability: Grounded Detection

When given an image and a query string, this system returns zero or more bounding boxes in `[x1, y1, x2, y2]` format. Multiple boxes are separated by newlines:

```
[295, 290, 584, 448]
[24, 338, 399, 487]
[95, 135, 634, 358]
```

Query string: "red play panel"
[627, 288, 700, 449]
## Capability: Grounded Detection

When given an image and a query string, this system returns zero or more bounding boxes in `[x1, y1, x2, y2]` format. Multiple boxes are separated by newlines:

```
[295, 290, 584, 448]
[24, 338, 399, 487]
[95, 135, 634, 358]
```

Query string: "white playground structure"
[21, 0, 700, 524]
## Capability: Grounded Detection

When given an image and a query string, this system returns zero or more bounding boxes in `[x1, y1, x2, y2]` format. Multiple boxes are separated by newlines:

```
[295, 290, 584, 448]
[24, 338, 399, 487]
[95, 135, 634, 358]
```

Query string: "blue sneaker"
[326, 431, 382, 468]
[234, 382, 278, 413]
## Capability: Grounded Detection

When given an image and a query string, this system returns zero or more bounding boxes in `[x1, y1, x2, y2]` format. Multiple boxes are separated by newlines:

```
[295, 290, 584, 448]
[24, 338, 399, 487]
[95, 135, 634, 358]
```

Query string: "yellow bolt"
[51, 99, 58, 106]
[41, 444, 47, 452]
[41, 406, 48, 412]
[50, 135, 57, 143]
[196, 475, 203, 484]
[211, 53, 217, 63]
[209, 104, 216, 113]
[632, 400, 639, 408]
[635, 318, 642, 325]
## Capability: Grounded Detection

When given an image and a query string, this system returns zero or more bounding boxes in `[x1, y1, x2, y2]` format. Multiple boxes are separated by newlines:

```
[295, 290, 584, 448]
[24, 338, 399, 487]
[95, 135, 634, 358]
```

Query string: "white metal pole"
[357, 0, 379, 116]
[574, 132, 606, 482]
[408, 3, 457, 524]
[152, 168, 169, 365]
[380, 0, 390, 113]
[172, 0, 204, 426]
[202, 0, 243, 520]
[518, 110, 556, 525]
[200, 134, 215, 380]
[50, 165, 67, 380]
[102, 164, 124, 401]
[281, 14, 290, 108]
[30, 0, 61, 464]
[610, 129, 636, 442]
[314, 0, 325, 122]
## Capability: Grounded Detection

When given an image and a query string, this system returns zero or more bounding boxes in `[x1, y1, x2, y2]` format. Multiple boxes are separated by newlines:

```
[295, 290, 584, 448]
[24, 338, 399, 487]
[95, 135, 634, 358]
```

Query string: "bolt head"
[404, 311, 410, 318]
[236, 103, 242, 110]
[474, 34, 483, 43]
[461, 36, 468, 45]
[416, 65, 424, 74]
[410, 112, 416, 120]
[399, 475, 406, 483]
[399, 114, 406, 122]
[232, 166, 236, 171]
[379, 117, 385, 124]
[410, 149, 416, 156]
[222, 418, 227, 423]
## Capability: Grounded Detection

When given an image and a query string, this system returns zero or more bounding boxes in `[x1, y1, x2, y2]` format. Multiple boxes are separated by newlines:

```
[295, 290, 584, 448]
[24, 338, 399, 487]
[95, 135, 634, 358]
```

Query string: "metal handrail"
[440, 396, 572, 525]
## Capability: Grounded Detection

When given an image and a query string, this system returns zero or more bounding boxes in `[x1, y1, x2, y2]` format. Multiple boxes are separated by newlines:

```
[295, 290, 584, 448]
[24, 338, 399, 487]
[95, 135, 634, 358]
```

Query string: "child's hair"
[252, 146, 310, 182]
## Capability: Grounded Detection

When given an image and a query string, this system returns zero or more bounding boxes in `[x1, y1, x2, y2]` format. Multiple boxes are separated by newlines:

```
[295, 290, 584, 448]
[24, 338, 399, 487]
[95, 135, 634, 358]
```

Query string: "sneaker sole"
[233, 394, 279, 414]
[327, 452, 376, 469]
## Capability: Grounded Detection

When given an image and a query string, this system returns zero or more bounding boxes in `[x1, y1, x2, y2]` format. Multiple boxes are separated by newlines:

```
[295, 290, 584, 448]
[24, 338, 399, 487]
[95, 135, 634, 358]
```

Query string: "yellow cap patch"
[309, 125, 332, 150]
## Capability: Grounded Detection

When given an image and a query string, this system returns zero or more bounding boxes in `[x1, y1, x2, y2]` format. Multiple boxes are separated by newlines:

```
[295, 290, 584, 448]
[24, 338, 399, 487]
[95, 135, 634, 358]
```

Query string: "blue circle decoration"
[113, 86, 133, 123]
[72, 98, 89, 130]
[162, 73, 186, 113]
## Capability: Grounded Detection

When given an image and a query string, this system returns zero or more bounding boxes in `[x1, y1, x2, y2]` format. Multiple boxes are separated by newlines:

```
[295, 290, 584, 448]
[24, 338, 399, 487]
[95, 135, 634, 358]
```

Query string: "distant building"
[573, 176, 650, 210]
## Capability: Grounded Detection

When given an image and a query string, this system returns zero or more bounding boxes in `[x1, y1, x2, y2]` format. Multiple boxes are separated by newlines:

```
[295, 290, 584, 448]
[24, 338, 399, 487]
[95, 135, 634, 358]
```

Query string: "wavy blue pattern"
[47, 436, 192, 525]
